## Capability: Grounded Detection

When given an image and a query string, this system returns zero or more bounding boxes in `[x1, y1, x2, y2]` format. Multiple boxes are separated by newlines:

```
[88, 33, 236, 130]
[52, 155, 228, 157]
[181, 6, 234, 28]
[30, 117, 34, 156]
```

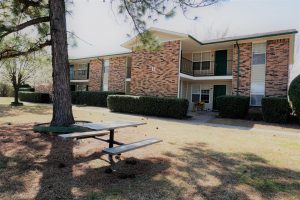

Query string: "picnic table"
[58, 121, 162, 171]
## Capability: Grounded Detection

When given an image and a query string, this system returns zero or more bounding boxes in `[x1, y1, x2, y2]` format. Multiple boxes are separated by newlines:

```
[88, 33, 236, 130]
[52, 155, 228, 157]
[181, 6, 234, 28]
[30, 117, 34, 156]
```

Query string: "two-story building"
[68, 27, 297, 110]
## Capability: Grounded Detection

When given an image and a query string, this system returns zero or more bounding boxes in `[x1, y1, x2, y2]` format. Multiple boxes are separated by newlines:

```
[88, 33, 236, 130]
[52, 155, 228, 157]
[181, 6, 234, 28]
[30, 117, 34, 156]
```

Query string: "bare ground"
[0, 98, 300, 200]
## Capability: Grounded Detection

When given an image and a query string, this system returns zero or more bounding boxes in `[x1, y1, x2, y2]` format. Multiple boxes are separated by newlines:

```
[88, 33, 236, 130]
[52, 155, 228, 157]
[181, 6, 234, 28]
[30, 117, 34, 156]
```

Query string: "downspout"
[235, 40, 240, 96]
[97, 58, 104, 91]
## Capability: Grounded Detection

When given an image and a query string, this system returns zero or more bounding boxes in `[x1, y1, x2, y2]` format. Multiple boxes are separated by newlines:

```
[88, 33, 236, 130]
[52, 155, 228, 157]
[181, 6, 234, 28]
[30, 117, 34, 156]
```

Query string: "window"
[250, 43, 266, 106]
[192, 94, 200, 103]
[252, 43, 266, 65]
[193, 62, 200, 70]
[201, 52, 211, 70]
[69, 64, 74, 80]
[201, 62, 210, 70]
[76, 84, 88, 91]
[192, 52, 211, 71]
[201, 90, 210, 103]
[250, 95, 263, 106]
[191, 84, 200, 103]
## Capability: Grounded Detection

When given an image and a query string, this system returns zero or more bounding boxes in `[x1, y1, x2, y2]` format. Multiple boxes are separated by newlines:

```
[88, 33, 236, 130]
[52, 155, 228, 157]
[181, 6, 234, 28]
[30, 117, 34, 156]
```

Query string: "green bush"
[261, 97, 291, 123]
[216, 95, 250, 118]
[19, 92, 50, 103]
[107, 95, 189, 119]
[19, 87, 35, 92]
[247, 109, 263, 121]
[288, 75, 300, 122]
[71, 91, 124, 107]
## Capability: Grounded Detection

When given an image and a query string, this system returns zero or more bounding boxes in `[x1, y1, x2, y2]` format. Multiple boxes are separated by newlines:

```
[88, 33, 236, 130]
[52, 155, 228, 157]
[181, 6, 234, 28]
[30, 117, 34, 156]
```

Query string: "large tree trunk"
[49, 0, 74, 126]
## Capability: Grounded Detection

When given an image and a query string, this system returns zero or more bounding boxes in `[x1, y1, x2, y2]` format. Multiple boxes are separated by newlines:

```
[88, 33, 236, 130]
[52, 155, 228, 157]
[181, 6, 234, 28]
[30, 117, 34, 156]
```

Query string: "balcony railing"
[180, 57, 232, 76]
[70, 69, 88, 80]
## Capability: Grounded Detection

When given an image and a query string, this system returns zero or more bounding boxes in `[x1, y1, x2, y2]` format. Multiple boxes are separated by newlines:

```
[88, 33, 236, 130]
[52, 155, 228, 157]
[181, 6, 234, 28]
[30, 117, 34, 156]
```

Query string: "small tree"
[1, 54, 48, 106]
[289, 74, 300, 122]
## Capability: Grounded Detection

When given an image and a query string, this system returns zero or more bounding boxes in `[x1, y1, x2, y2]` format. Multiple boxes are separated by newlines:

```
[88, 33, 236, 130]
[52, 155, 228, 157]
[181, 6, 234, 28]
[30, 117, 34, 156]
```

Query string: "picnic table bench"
[58, 121, 162, 172]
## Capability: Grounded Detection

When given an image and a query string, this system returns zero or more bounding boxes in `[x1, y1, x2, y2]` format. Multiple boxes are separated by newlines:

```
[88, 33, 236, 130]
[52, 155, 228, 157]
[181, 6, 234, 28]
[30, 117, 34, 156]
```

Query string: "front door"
[215, 50, 227, 75]
[213, 85, 226, 110]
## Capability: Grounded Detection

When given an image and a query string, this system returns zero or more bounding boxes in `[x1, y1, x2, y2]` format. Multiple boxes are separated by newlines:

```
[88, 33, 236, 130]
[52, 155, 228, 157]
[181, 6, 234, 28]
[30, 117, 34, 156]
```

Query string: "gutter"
[188, 30, 298, 46]
[235, 40, 240, 96]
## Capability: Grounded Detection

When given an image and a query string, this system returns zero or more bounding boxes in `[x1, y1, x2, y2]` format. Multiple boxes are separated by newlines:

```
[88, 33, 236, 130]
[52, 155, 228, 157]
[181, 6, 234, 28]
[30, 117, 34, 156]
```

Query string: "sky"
[66, 0, 300, 80]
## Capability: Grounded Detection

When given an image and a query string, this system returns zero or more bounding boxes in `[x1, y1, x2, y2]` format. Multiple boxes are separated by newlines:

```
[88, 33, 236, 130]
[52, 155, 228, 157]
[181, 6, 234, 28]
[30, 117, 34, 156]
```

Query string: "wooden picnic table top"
[73, 121, 146, 131]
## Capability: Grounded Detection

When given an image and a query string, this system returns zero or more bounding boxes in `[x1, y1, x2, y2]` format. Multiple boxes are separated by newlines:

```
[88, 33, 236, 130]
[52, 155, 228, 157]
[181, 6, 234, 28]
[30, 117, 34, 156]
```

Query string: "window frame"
[200, 89, 210, 103]
[192, 51, 212, 71]
[250, 42, 267, 106]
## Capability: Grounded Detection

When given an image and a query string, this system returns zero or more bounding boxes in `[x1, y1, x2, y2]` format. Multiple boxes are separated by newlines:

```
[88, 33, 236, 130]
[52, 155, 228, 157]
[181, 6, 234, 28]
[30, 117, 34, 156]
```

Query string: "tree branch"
[0, 40, 51, 60]
[0, 16, 50, 39]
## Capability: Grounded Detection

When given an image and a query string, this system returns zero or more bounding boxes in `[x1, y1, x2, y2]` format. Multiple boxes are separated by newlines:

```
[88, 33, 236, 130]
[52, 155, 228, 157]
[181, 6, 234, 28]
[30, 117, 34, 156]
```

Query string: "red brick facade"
[232, 39, 290, 97]
[265, 39, 289, 97]
[88, 59, 102, 91]
[108, 56, 127, 92]
[130, 40, 180, 97]
[232, 43, 252, 96]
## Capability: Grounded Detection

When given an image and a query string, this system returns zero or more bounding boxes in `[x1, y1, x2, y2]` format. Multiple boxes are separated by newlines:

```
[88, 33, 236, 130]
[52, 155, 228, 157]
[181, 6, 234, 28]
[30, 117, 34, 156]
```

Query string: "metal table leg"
[108, 129, 114, 161]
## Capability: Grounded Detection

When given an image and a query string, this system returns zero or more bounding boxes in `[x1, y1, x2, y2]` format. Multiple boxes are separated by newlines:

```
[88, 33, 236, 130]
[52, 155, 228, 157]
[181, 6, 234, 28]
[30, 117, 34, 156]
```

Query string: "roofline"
[69, 52, 131, 62]
[188, 29, 298, 45]
[121, 27, 188, 48]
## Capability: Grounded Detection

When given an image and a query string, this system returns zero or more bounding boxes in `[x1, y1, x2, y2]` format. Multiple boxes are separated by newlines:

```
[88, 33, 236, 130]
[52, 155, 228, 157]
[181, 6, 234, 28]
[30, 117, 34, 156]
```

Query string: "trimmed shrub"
[71, 91, 124, 107]
[217, 95, 250, 118]
[19, 87, 35, 92]
[261, 97, 291, 123]
[247, 109, 263, 121]
[107, 95, 189, 119]
[19, 92, 50, 103]
[288, 75, 300, 122]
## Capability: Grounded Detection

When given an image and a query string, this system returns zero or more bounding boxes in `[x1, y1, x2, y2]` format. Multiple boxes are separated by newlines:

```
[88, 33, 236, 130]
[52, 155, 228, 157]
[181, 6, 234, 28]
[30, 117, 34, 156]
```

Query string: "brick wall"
[265, 39, 289, 97]
[232, 43, 252, 96]
[108, 56, 127, 92]
[130, 40, 180, 97]
[88, 59, 102, 91]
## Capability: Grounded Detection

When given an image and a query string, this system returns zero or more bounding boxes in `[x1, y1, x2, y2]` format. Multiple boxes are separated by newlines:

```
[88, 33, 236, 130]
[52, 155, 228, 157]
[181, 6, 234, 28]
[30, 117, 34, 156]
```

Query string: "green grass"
[237, 165, 300, 193]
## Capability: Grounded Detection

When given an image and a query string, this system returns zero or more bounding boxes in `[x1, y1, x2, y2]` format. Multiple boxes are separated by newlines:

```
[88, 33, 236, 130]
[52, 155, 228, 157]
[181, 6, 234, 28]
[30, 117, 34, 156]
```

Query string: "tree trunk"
[14, 86, 19, 104]
[49, 0, 74, 126]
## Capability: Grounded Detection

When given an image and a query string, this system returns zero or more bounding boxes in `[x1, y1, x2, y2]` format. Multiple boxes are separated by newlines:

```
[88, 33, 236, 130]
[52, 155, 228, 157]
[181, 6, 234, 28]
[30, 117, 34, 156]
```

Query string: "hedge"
[288, 75, 300, 122]
[19, 92, 50, 103]
[247, 109, 263, 121]
[19, 87, 35, 92]
[107, 95, 189, 119]
[261, 97, 291, 123]
[71, 91, 124, 107]
[216, 95, 250, 118]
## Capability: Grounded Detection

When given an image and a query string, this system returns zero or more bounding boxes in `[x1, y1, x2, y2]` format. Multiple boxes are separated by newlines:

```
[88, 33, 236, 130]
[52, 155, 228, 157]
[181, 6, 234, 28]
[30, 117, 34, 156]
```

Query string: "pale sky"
[66, 0, 300, 80]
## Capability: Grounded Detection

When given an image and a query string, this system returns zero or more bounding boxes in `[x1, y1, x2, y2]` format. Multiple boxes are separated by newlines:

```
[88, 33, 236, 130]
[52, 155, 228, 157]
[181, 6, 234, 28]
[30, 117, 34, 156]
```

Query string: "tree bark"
[14, 87, 19, 104]
[49, 0, 74, 126]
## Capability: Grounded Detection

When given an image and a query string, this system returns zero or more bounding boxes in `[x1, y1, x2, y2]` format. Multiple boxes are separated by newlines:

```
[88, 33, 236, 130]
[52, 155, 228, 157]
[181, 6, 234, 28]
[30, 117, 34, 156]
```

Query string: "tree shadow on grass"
[1, 124, 300, 200]
[0, 105, 51, 118]
[163, 142, 300, 199]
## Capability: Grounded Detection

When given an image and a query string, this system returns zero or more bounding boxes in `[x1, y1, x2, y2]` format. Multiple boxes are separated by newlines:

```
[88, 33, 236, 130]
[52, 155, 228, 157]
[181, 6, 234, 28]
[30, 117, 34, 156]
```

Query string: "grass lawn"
[0, 97, 300, 200]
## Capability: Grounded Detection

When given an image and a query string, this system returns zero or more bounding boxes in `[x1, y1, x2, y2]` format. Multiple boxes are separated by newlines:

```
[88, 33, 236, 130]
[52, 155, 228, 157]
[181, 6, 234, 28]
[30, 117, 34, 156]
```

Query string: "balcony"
[70, 69, 88, 80]
[180, 57, 232, 76]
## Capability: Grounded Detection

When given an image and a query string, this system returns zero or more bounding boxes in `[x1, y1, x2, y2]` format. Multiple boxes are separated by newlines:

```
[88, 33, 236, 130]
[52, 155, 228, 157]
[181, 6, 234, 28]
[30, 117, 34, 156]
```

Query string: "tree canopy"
[0, 0, 223, 126]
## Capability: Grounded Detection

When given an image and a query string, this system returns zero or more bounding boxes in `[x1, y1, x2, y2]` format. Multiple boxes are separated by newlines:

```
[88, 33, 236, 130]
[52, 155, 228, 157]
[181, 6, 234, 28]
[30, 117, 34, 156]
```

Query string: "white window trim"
[250, 42, 267, 106]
